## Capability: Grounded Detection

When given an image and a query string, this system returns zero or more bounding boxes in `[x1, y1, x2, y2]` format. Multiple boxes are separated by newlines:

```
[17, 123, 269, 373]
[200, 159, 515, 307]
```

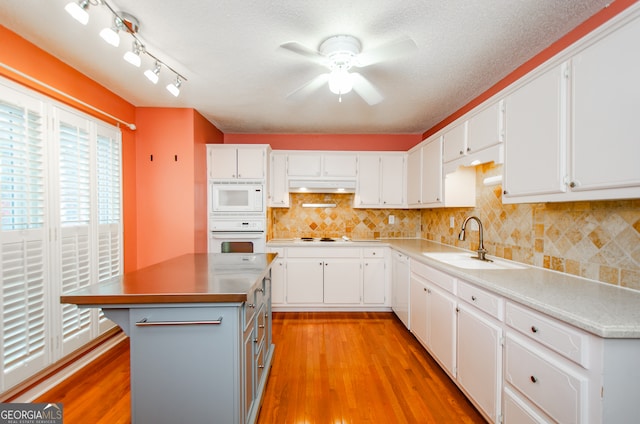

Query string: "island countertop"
[61, 253, 277, 305]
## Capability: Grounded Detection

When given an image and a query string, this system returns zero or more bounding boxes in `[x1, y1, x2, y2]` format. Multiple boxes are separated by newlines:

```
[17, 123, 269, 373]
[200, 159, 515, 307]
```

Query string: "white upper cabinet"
[407, 137, 474, 209]
[355, 153, 405, 208]
[503, 64, 567, 201]
[287, 152, 357, 178]
[467, 100, 504, 153]
[504, 12, 640, 203]
[570, 14, 640, 194]
[268, 151, 289, 207]
[208, 145, 268, 180]
[443, 122, 468, 163]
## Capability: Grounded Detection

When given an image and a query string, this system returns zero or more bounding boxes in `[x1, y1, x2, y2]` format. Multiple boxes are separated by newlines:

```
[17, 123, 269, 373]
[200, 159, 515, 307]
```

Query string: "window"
[0, 79, 122, 392]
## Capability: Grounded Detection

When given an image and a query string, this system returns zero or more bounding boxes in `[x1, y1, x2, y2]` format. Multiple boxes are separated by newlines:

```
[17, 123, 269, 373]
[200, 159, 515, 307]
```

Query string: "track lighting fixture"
[99, 18, 122, 47]
[144, 61, 161, 84]
[124, 40, 143, 67]
[64, 0, 91, 25]
[65, 0, 186, 97]
[166, 76, 182, 97]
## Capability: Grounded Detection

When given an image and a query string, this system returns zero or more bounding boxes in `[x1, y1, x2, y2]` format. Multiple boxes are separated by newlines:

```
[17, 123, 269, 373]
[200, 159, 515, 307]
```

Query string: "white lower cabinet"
[391, 251, 410, 327]
[457, 301, 503, 423]
[268, 245, 388, 309]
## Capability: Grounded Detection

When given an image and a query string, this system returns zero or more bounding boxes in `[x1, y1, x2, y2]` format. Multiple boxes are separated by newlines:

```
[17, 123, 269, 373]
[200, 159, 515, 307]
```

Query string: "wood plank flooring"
[35, 312, 485, 423]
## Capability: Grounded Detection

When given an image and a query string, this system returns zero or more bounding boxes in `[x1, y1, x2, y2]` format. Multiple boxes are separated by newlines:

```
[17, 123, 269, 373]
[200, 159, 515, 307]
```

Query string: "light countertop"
[268, 238, 640, 338]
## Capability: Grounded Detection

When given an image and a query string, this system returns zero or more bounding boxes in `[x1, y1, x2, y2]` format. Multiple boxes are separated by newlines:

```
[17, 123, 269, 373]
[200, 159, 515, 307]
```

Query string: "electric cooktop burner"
[319, 237, 335, 242]
[299, 237, 336, 242]
[300, 237, 314, 241]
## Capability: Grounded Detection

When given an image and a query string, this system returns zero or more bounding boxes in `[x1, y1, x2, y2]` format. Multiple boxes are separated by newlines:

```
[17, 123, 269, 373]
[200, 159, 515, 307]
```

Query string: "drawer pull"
[471, 295, 477, 301]
[136, 317, 223, 326]
[256, 288, 264, 293]
[530, 375, 538, 383]
[258, 364, 265, 369]
[531, 326, 539, 333]
[247, 303, 256, 309]
[259, 324, 265, 329]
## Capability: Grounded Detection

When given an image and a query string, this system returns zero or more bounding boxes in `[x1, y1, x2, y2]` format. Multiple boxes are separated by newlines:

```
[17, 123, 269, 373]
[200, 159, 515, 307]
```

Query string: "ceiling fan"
[279, 34, 417, 105]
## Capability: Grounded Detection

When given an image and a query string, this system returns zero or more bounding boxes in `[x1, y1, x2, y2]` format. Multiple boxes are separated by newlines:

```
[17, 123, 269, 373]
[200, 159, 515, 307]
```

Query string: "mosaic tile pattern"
[270, 193, 420, 240]
[268, 163, 639, 290]
[421, 163, 640, 290]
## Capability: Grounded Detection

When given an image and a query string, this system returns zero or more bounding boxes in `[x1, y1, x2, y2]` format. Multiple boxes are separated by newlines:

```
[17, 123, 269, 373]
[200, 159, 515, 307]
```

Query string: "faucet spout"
[459, 216, 490, 261]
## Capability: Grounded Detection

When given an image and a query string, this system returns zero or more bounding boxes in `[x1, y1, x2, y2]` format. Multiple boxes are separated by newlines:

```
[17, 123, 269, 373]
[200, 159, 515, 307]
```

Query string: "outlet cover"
[389, 215, 395, 224]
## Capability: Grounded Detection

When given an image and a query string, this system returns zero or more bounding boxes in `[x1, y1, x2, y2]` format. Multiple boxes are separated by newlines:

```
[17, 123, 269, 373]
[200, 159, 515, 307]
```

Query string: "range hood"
[288, 179, 356, 193]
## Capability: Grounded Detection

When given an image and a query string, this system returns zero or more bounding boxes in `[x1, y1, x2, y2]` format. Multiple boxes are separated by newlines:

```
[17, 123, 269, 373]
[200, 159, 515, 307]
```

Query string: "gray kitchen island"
[61, 253, 276, 424]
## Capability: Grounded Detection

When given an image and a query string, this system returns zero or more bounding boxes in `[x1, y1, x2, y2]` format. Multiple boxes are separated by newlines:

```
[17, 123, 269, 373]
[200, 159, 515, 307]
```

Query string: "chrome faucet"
[458, 216, 491, 262]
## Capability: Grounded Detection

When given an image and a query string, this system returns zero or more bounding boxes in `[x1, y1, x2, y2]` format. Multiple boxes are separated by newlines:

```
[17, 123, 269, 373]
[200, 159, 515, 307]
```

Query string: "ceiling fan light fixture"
[328, 70, 353, 95]
[64, 0, 90, 25]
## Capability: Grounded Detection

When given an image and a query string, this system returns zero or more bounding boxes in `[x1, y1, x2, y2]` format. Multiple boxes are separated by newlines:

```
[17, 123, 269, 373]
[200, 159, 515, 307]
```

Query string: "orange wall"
[225, 133, 421, 151]
[193, 111, 224, 252]
[422, 0, 640, 139]
[0, 25, 139, 272]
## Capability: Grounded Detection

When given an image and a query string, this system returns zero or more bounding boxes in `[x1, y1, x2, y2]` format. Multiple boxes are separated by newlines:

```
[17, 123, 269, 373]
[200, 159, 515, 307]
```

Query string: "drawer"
[457, 280, 503, 320]
[503, 386, 552, 424]
[411, 260, 455, 294]
[243, 290, 257, 331]
[363, 247, 385, 258]
[255, 343, 266, 385]
[255, 279, 265, 308]
[287, 247, 360, 258]
[505, 335, 587, 424]
[256, 305, 266, 348]
[506, 302, 589, 367]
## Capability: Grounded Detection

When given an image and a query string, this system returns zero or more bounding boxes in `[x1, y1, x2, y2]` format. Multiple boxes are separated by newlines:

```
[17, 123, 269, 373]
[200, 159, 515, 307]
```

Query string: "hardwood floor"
[35, 312, 485, 423]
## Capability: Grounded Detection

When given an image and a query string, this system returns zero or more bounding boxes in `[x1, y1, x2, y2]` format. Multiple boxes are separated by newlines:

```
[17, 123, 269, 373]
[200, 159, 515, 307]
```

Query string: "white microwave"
[210, 183, 264, 213]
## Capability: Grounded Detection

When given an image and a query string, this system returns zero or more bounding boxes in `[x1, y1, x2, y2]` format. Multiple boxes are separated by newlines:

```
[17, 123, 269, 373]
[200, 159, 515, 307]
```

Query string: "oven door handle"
[210, 231, 264, 238]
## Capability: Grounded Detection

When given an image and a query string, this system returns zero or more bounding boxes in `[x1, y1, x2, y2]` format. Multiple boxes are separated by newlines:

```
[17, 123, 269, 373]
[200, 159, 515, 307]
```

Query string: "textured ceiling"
[0, 0, 611, 134]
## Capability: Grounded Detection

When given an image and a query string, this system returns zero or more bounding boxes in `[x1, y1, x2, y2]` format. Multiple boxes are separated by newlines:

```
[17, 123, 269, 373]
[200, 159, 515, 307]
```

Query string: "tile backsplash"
[269, 193, 420, 240]
[421, 163, 640, 291]
[269, 163, 640, 290]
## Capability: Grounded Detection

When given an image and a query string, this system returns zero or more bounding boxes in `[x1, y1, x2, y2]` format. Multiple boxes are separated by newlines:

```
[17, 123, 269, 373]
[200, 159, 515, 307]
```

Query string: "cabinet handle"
[531, 326, 539, 333]
[258, 364, 265, 369]
[503, 190, 508, 195]
[423, 287, 427, 292]
[253, 338, 258, 343]
[455, 307, 460, 313]
[471, 295, 477, 301]
[248, 303, 255, 309]
[427, 289, 431, 294]
[466, 147, 471, 152]
[569, 181, 578, 188]
[259, 324, 265, 329]
[530, 375, 538, 383]
[459, 150, 464, 155]
[256, 288, 264, 293]
[136, 317, 223, 326]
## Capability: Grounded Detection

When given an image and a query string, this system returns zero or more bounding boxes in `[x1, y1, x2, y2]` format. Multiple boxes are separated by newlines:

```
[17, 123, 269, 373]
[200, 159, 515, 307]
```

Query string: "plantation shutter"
[96, 125, 122, 332]
[56, 109, 93, 355]
[0, 87, 49, 389]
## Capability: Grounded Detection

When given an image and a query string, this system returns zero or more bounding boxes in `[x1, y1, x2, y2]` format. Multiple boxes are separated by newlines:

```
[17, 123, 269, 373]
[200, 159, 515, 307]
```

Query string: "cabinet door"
[380, 154, 405, 207]
[270, 258, 285, 304]
[421, 138, 443, 205]
[443, 122, 467, 163]
[209, 147, 238, 179]
[457, 303, 502, 423]
[286, 260, 324, 303]
[571, 18, 640, 192]
[356, 155, 381, 206]
[391, 253, 410, 328]
[287, 153, 321, 177]
[269, 153, 289, 207]
[323, 154, 357, 177]
[406, 148, 422, 206]
[363, 259, 386, 304]
[409, 276, 428, 346]
[503, 64, 567, 199]
[323, 259, 361, 304]
[467, 101, 503, 153]
[237, 148, 265, 179]
[427, 285, 457, 377]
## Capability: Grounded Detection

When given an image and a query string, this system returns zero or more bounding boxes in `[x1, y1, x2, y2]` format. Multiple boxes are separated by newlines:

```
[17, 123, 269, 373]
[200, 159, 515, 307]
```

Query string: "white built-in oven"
[208, 218, 266, 253]
[210, 183, 264, 213]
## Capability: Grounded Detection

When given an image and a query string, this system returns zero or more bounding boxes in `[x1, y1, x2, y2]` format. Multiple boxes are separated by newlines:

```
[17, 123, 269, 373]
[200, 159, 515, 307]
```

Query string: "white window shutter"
[55, 109, 93, 356]
[0, 87, 50, 390]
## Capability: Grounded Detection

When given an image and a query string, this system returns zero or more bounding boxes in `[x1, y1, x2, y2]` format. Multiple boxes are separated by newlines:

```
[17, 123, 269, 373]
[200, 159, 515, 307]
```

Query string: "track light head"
[144, 62, 161, 84]
[65, 0, 90, 25]
[166, 76, 182, 97]
[124, 40, 143, 67]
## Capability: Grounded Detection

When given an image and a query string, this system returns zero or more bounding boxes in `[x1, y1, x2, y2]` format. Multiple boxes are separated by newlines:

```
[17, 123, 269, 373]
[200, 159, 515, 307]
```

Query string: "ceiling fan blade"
[287, 73, 330, 100]
[350, 72, 383, 105]
[279, 41, 327, 66]
[355, 36, 417, 67]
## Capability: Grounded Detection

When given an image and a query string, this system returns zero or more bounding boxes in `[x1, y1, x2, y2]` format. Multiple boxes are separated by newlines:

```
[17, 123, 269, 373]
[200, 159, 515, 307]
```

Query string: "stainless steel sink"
[422, 252, 527, 270]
